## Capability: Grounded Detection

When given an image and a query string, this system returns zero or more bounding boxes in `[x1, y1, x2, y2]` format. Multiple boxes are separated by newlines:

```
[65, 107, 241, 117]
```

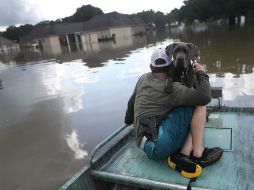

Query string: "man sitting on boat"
[125, 48, 223, 177]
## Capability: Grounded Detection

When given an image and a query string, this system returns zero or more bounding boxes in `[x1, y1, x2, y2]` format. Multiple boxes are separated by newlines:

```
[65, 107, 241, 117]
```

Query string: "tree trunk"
[228, 15, 236, 25]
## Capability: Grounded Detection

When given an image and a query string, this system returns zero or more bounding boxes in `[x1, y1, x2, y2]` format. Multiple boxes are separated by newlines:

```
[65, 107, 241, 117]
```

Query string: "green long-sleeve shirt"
[125, 71, 211, 146]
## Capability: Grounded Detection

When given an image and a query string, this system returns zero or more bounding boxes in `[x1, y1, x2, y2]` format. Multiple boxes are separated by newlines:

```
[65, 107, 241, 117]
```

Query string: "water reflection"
[66, 130, 88, 159]
[0, 79, 3, 89]
[210, 73, 254, 106]
[1, 25, 254, 190]
[169, 24, 254, 74]
[0, 97, 85, 190]
[64, 89, 85, 114]
[11, 35, 147, 68]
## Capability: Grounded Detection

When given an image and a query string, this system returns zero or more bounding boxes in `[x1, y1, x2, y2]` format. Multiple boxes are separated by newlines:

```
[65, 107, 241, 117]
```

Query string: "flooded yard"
[1, 25, 254, 189]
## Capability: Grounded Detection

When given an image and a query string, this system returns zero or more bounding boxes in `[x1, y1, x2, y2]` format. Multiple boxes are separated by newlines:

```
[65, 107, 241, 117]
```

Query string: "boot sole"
[167, 156, 202, 179]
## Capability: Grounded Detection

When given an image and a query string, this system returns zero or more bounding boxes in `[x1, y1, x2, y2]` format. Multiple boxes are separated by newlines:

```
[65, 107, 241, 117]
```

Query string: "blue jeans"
[143, 106, 194, 160]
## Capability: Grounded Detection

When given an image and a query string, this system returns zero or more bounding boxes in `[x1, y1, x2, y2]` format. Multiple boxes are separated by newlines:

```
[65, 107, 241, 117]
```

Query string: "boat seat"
[211, 87, 222, 107]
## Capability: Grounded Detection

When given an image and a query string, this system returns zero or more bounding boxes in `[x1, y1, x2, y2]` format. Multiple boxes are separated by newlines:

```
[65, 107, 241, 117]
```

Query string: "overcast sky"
[0, 0, 184, 31]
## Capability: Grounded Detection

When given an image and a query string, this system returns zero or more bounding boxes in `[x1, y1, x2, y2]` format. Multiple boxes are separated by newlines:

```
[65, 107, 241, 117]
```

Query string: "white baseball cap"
[150, 48, 172, 68]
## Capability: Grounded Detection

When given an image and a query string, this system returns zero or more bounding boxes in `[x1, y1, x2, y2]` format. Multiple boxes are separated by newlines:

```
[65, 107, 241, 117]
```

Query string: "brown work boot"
[190, 147, 223, 168]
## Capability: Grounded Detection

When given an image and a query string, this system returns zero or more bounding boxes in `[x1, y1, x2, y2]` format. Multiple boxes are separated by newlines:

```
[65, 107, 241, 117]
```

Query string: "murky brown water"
[1, 24, 254, 190]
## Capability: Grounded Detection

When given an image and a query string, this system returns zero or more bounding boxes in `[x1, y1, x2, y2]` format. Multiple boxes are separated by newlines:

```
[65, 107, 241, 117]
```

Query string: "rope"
[187, 178, 197, 190]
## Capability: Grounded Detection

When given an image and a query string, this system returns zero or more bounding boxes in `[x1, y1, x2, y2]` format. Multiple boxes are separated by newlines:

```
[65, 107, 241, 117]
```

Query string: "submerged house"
[84, 11, 145, 41]
[0, 36, 20, 54]
[20, 22, 85, 55]
[19, 12, 145, 55]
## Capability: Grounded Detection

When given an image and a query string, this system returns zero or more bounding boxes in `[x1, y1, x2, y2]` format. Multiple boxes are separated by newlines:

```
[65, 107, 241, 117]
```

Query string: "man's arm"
[176, 64, 211, 106]
[125, 88, 137, 125]
[124, 75, 144, 125]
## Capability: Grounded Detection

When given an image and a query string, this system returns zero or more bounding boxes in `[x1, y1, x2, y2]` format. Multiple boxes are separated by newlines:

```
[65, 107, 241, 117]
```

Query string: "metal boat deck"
[90, 111, 254, 189]
[60, 110, 254, 190]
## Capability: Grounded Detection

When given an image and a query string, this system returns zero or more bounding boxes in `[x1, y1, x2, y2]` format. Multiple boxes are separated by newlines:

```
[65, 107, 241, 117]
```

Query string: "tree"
[166, 8, 180, 23]
[36, 20, 53, 26]
[175, 0, 254, 25]
[18, 24, 34, 36]
[63, 4, 103, 22]
[135, 10, 155, 24]
[135, 10, 167, 29]
[154, 11, 167, 28]
[2, 24, 33, 41]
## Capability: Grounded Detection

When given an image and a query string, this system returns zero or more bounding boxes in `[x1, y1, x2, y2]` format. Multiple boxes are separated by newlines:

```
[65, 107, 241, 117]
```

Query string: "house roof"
[20, 22, 85, 41]
[21, 12, 144, 41]
[0, 36, 15, 46]
[52, 22, 85, 35]
[84, 12, 144, 31]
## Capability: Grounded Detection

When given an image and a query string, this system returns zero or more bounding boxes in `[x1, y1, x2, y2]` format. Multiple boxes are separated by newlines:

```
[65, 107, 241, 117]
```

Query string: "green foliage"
[167, 9, 180, 23]
[135, 10, 155, 23]
[176, 0, 254, 25]
[63, 4, 103, 22]
[135, 10, 167, 29]
[154, 11, 167, 28]
[36, 20, 55, 26]
[2, 24, 33, 41]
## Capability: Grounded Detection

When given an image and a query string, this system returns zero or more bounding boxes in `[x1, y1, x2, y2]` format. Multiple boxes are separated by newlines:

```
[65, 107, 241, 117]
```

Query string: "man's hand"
[193, 63, 206, 73]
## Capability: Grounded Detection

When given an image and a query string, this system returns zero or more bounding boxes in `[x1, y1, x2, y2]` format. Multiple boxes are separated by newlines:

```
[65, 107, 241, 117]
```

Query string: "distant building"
[170, 21, 179, 27]
[145, 23, 156, 31]
[0, 36, 20, 54]
[19, 22, 86, 55]
[191, 20, 207, 33]
[19, 12, 145, 54]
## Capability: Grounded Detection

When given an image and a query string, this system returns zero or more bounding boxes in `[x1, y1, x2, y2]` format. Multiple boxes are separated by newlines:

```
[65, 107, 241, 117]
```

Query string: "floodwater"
[1, 24, 254, 190]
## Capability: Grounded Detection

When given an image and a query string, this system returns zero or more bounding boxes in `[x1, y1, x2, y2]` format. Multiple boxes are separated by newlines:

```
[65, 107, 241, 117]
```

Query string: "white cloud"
[25, 0, 86, 21]
[0, 0, 184, 26]
[0, 0, 42, 25]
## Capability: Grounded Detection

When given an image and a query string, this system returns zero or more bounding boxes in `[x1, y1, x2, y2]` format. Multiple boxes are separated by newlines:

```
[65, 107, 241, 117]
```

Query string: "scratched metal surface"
[97, 112, 254, 190]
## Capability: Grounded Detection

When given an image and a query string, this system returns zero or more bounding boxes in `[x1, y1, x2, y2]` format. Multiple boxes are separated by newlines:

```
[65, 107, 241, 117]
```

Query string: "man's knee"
[143, 140, 176, 160]
[143, 133, 186, 160]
